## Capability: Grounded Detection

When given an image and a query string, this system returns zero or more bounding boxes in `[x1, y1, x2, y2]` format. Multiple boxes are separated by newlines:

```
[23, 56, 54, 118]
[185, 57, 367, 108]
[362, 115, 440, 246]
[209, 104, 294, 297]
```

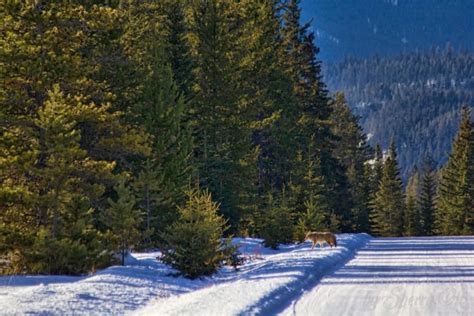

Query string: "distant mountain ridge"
[301, 0, 474, 62]
[301, 0, 474, 178]
[323, 47, 474, 179]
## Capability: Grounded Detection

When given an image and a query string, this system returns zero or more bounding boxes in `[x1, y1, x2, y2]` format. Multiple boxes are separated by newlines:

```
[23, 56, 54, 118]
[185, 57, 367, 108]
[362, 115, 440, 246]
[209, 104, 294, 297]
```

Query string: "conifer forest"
[1, 0, 473, 278]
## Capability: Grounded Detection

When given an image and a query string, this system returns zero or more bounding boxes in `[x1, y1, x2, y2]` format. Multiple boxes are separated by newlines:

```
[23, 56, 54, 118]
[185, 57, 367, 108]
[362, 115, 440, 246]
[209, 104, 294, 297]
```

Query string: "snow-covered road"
[283, 236, 474, 316]
[3, 235, 473, 315]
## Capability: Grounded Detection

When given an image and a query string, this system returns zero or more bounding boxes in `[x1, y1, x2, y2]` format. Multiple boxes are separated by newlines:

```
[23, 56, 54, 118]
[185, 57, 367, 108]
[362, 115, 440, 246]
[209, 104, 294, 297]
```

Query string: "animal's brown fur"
[305, 232, 337, 249]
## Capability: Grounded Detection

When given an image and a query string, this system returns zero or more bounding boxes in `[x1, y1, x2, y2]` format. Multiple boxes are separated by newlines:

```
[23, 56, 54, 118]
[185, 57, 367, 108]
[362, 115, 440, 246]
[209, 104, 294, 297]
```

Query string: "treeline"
[0, 0, 368, 277]
[371, 107, 473, 237]
[0, 1, 472, 279]
[323, 45, 474, 179]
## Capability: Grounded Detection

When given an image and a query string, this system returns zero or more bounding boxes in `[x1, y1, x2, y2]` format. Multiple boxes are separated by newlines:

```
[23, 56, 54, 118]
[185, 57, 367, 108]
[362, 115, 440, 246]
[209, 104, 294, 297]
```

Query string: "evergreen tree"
[260, 190, 295, 249]
[0, 1, 149, 273]
[238, 0, 292, 187]
[436, 107, 474, 235]
[294, 197, 326, 242]
[404, 167, 422, 236]
[0, 2, 116, 117]
[105, 181, 142, 266]
[235, 1, 297, 236]
[0, 86, 137, 274]
[362, 162, 376, 234]
[133, 160, 163, 247]
[281, 0, 350, 230]
[186, 0, 256, 231]
[372, 144, 384, 190]
[290, 148, 336, 240]
[370, 139, 405, 236]
[134, 44, 193, 244]
[419, 155, 437, 235]
[331, 93, 372, 232]
[161, 188, 232, 278]
[158, 0, 195, 99]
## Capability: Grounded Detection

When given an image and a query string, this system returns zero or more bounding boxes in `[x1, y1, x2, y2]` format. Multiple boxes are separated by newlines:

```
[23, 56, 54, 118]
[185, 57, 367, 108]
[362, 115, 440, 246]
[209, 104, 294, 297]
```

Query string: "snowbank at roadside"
[134, 233, 371, 316]
[0, 234, 371, 315]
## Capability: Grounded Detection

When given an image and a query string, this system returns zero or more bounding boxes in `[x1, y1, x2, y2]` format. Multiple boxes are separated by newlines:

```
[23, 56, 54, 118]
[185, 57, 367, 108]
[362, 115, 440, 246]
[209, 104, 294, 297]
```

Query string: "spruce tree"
[0, 1, 149, 273]
[291, 150, 333, 240]
[281, 0, 350, 230]
[237, 0, 293, 188]
[105, 181, 142, 266]
[370, 139, 405, 236]
[235, 0, 296, 233]
[419, 155, 437, 235]
[0, 86, 134, 274]
[158, 0, 194, 99]
[133, 160, 163, 247]
[294, 197, 326, 242]
[260, 190, 295, 249]
[404, 167, 422, 236]
[331, 93, 372, 232]
[372, 144, 384, 190]
[135, 44, 193, 243]
[436, 107, 474, 235]
[365, 143, 385, 234]
[161, 188, 232, 278]
[187, 0, 256, 231]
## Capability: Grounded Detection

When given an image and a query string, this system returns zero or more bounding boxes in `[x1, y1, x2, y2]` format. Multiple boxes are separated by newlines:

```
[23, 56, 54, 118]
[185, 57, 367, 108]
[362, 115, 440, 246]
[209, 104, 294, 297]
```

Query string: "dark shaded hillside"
[301, 0, 474, 62]
[323, 47, 474, 179]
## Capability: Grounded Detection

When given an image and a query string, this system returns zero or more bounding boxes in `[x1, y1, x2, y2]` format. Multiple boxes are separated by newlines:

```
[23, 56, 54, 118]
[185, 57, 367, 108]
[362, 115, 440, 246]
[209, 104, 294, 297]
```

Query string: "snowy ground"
[282, 236, 474, 316]
[3, 235, 473, 315]
[135, 234, 369, 316]
[0, 234, 369, 315]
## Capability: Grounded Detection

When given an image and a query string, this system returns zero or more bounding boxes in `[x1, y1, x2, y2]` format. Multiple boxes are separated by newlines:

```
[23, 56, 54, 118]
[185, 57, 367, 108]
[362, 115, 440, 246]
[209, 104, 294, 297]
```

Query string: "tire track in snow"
[239, 234, 371, 315]
[282, 236, 474, 316]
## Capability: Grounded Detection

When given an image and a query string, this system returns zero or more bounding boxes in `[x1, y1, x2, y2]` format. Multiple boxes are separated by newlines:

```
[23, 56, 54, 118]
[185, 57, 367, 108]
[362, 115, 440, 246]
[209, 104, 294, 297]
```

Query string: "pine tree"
[436, 107, 474, 235]
[135, 44, 193, 243]
[362, 162, 376, 234]
[419, 155, 437, 235]
[404, 167, 422, 236]
[260, 190, 295, 249]
[290, 148, 334, 240]
[370, 139, 405, 236]
[404, 194, 419, 237]
[0, 86, 131, 274]
[161, 188, 232, 278]
[133, 160, 163, 247]
[280, 0, 351, 230]
[372, 144, 384, 191]
[186, 0, 256, 231]
[235, 0, 295, 233]
[237, 0, 292, 188]
[158, 0, 194, 99]
[365, 143, 385, 235]
[105, 181, 142, 266]
[118, 0, 167, 113]
[0, 1, 149, 273]
[331, 93, 372, 232]
[294, 197, 326, 242]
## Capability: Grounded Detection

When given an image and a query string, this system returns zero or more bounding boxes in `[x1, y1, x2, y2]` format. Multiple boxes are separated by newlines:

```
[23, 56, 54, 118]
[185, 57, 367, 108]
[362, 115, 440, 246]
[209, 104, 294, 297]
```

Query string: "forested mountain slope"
[324, 47, 474, 179]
